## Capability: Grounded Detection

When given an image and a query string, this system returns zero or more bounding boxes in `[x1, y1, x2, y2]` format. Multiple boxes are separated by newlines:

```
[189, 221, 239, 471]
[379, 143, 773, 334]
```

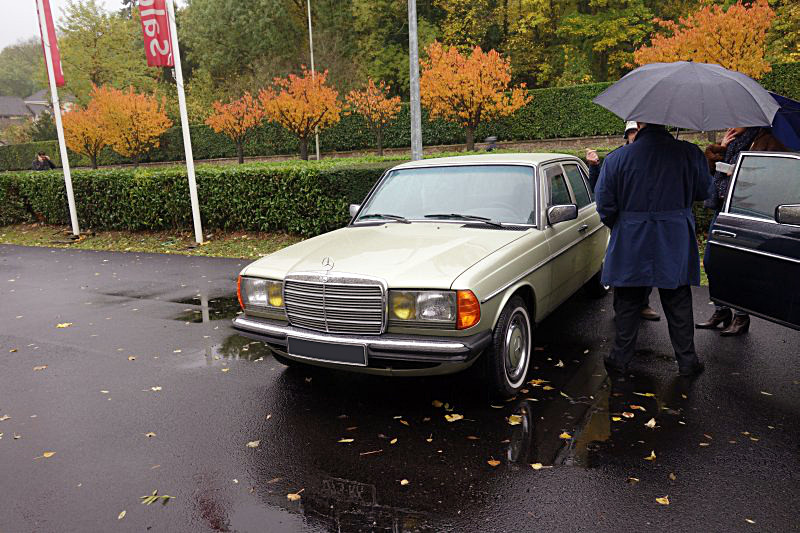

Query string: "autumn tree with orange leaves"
[634, 0, 775, 79]
[91, 85, 172, 167]
[421, 42, 530, 151]
[205, 93, 265, 164]
[63, 104, 107, 169]
[259, 69, 341, 160]
[345, 79, 401, 156]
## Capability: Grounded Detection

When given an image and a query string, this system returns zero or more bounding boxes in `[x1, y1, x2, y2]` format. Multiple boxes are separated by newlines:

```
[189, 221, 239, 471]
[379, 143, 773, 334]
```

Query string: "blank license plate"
[287, 337, 367, 366]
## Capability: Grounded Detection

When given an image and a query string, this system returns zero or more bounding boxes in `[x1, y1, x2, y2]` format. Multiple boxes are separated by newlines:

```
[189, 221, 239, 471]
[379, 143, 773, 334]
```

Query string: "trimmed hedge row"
[0, 161, 396, 236]
[761, 62, 800, 100]
[1, 159, 716, 237]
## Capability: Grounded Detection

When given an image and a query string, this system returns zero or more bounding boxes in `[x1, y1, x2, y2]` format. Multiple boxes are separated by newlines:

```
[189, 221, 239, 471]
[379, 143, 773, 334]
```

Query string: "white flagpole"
[407, 0, 423, 161]
[166, 0, 203, 244]
[36, 0, 79, 237]
[307, 0, 320, 161]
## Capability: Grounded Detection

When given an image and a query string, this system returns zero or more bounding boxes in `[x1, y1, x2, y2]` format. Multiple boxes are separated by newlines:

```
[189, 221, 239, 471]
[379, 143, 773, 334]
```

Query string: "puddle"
[172, 295, 242, 322]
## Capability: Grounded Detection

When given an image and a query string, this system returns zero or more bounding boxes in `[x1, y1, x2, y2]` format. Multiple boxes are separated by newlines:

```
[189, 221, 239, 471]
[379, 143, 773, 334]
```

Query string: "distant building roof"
[25, 89, 76, 104]
[0, 96, 33, 118]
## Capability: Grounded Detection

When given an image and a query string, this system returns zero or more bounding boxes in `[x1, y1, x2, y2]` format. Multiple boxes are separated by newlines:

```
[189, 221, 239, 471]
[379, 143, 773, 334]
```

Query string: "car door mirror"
[775, 204, 800, 226]
[547, 205, 578, 225]
[349, 204, 361, 218]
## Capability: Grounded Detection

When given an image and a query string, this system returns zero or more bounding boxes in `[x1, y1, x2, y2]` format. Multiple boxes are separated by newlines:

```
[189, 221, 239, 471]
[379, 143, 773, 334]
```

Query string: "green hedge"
[0, 160, 396, 236]
[761, 62, 800, 100]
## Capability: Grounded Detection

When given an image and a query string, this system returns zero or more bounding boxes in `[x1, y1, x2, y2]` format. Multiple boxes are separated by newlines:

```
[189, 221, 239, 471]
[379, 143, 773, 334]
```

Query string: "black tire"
[583, 267, 610, 298]
[484, 295, 533, 400]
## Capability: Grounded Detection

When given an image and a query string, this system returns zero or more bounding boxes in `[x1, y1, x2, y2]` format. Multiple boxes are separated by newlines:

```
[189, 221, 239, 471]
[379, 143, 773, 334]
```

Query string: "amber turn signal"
[456, 290, 480, 329]
[236, 275, 244, 310]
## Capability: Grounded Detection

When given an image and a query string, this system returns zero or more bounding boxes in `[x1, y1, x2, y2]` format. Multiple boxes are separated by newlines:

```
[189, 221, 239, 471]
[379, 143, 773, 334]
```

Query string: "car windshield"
[356, 164, 537, 225]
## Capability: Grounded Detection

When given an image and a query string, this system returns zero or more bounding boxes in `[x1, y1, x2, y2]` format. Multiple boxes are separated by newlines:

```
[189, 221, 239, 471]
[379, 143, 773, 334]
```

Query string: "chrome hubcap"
[504, 308, 530, 385]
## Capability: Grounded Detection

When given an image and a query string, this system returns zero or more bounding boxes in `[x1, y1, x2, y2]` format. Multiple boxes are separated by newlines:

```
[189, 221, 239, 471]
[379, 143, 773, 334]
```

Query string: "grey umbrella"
[593, 61, 780, 131]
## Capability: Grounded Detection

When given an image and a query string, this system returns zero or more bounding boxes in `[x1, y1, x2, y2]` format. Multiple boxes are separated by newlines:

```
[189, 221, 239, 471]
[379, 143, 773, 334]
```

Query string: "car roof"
[389, 153, 579, 171]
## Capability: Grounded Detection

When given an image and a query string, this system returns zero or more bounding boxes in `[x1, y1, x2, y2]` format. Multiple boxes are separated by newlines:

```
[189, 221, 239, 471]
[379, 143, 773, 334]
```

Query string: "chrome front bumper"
[232, 316, 492, 374]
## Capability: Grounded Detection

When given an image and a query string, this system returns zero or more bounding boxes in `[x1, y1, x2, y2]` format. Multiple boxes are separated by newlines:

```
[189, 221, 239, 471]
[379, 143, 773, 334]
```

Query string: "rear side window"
[563, 164, 592, 208]
[728, 155, 800, 220]
[546, 166, 572, 206]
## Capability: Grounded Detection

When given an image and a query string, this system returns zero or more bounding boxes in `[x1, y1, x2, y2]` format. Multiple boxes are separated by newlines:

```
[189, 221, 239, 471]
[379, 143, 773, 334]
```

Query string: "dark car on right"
[706, 151, 800, 330]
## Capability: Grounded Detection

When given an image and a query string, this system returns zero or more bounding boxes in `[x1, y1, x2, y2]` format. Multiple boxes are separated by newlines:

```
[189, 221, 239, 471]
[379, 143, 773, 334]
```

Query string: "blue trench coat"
[595, 125, 712, 289]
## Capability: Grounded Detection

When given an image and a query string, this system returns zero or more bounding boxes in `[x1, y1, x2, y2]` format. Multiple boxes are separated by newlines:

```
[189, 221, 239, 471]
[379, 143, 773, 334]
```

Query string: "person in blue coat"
[595, 123, 711, 377]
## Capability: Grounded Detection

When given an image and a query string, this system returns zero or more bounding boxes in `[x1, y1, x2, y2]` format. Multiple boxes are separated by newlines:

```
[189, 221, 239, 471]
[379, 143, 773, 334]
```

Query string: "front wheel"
[484, 296, 533, 400]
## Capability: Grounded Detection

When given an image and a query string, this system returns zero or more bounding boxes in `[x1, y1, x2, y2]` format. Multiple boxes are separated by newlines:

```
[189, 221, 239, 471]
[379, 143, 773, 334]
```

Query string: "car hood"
[242, 223, 530, 289]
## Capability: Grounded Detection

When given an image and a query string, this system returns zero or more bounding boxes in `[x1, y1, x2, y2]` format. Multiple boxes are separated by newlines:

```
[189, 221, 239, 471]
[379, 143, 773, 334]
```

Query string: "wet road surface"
[1, 244, 798, 532]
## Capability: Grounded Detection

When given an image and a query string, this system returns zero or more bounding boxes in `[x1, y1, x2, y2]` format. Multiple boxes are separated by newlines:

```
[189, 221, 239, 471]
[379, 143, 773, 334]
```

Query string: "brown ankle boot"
[695, 308, 733, 329]
[721, 315, 750, 336]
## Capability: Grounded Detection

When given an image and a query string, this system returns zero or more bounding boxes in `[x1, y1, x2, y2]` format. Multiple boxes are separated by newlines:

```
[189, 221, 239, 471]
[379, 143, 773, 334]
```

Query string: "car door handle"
[578, 224, 589, 232]
[711, 230, 737, 239]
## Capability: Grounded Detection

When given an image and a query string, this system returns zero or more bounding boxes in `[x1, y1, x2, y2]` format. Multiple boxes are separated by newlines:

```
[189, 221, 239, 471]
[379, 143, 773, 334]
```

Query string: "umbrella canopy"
[593, 61, 780, 131]
[770, 92, 800, 151]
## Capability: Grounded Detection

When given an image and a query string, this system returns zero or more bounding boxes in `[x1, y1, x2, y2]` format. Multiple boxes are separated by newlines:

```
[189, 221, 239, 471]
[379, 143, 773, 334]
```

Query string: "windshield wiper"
[358, 213, 411, 224]
[424, 213, 503, 228]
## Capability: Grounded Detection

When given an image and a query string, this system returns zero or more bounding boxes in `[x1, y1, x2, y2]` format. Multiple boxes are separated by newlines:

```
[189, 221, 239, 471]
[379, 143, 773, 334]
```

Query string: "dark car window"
[728, 155, 800, 220]
[577, 165, 594, 200]
[563, 163, 592, 208]
[546, 166, 572, 206]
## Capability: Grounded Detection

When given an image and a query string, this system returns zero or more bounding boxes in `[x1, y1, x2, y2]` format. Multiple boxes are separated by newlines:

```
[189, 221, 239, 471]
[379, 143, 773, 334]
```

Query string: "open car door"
[707, 152, 800, 330]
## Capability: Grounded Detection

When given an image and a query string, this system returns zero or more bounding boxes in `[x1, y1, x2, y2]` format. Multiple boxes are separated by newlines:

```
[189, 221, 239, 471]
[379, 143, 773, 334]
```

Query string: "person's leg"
[606, 286, 648, 372]
[658, 286, 702, 373]
[721, 309, 750, 336]
[697, 212, 731, 328]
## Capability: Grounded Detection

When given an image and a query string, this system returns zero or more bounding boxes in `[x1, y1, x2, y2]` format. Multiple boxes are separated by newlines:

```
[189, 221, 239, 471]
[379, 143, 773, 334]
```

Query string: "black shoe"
[640, 306, 661, 321]
[720, 315, 750, 336]
[604, 358, 628, 376]
[678, 361, 705, 377]
[695, 308, 732, 329]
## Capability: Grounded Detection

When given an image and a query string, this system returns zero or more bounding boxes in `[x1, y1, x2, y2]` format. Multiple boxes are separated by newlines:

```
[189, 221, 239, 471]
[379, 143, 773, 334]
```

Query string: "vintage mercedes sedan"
[233, 153, 609, 398]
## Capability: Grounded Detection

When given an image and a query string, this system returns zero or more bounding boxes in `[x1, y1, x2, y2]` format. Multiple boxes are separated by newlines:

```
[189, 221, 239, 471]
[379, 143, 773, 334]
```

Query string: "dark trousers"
[608, 286, 698, 370]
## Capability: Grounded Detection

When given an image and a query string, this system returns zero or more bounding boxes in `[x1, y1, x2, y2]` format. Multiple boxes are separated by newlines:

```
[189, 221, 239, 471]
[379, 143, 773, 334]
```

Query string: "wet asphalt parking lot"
[1, 244, 799, 532]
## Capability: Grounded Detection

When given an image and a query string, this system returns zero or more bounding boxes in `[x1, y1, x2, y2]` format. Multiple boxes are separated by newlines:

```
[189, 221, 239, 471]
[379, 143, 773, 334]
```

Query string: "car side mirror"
[547, 205, 578, 225]
[349, 204, 361, 218]
[775, 204, 800, 226]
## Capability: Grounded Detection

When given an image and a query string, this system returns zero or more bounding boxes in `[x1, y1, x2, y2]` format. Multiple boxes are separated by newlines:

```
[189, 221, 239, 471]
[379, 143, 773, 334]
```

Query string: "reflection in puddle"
[214, 334, 272, 362]
[173, 295, 242, 322]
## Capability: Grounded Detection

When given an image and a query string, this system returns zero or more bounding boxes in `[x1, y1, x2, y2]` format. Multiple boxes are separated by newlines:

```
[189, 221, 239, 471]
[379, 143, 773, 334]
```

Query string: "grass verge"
[0, 224, 301, 260]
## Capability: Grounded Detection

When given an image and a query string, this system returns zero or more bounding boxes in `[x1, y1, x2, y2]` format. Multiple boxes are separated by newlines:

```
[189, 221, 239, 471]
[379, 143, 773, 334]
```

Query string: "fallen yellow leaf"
[528, 379, 548, 386]
[542, 385, 555, 391]
[487, 459, 501, 467]
[627, 477, 640, 484]
[0, 415, 9, 422]
[622, 412, 634, 418]
[669, 472, 677, 481]
[118, 510, 126, 520]
[760, 391, 772, 396]
[745, 518, 756, 524]
[507, 414, 522, 426]
[246, 440, 261, 448]
[656, 496, 670, 505]
[150, 386, 162, 392]
[630, 405, 646, 411]
[431, 400, 443, 408]
[338, 438, 354, 443]
[400, 479, 409, 486]
[287, 488, 304, 501]
[612, 416, 622, 422]
[9, 348, 17, 353]
[559, 432, 572, 439]
[466, 435, 479, 440]
[530, 463, 548, 470]
[56, 323, 72, 328]
[634, 392, 656, 398]
[444, 414, 464, 423]
[399, 420, 409, 426]
[127, 356, 136, 361]
[221, 368, 230, 373]
[42, 451, 56, 458]
[145, 432, 156, 438]
[645, 418, 656, 428]
[33, 365, 47, 371]
[390, 438, 398, 444]
[644, 450, 656, 461]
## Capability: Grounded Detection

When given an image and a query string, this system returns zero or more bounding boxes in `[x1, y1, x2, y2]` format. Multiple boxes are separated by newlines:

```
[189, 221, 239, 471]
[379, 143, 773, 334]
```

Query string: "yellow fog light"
[391, 292, 416, 320]
[268, 282, 283, 307]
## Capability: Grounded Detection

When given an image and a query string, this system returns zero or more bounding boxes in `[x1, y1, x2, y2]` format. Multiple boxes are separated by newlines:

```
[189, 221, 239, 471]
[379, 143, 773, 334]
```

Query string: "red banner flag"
[139, 0, 174, 67]
[36, 0, 65, 87]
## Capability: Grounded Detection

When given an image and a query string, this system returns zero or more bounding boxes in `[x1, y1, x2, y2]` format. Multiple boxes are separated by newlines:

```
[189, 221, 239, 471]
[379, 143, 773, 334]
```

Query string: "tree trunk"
[90, 153, 98, 170]
[299, 137, 309, 160]
[465, 126, 476, 152]
[132, 154, 140, 168]
[376, 128, 383, 157]
[236, 142, 244, 164]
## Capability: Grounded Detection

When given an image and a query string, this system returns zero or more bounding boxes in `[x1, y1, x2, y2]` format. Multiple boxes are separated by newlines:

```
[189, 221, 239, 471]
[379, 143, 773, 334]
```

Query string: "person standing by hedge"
[32, 151, 56, 171]
[587, 121, 661, 322]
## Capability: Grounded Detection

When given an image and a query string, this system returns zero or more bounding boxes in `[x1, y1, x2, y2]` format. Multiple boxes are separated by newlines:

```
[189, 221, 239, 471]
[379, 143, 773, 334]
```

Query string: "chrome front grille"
[283, 273, 386, 335]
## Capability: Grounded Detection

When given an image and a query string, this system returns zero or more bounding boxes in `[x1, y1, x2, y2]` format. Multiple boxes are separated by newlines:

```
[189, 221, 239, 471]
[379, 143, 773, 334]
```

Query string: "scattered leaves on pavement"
[337, 438, 354, 443]
[221, 368, 230, 372]
[431, 400, 443, 408]
[634, 392, 656, 398]
[622, 412, 634, 419]
[487, 459, 501, 467]
[507, 414, 522, 426]
[400, 479, 409, 486]
[656, 496, 670, 505]
[644, 450, 656, 461]
[669, 472, 677, 481]
[56, 323, 73, 328]
[745, 518, 755, 524]
[390, 438, 398, 444]
[287, 490, 303, 501]
[645, 418, 657, 429]
[246, 440, 261, 448]
[627, 477, 640, 484]
[559, 432, 572, 439]
[444, 414, 463, 423]
[145, 432, 156, 438]
[140, 489, 174, 505]
[759, 391, 772, 396]
[630, 405, 646, 411]
[118, 510, 126, 520]
[128, 356, 136, 361]
[0, 415, 10, 422]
